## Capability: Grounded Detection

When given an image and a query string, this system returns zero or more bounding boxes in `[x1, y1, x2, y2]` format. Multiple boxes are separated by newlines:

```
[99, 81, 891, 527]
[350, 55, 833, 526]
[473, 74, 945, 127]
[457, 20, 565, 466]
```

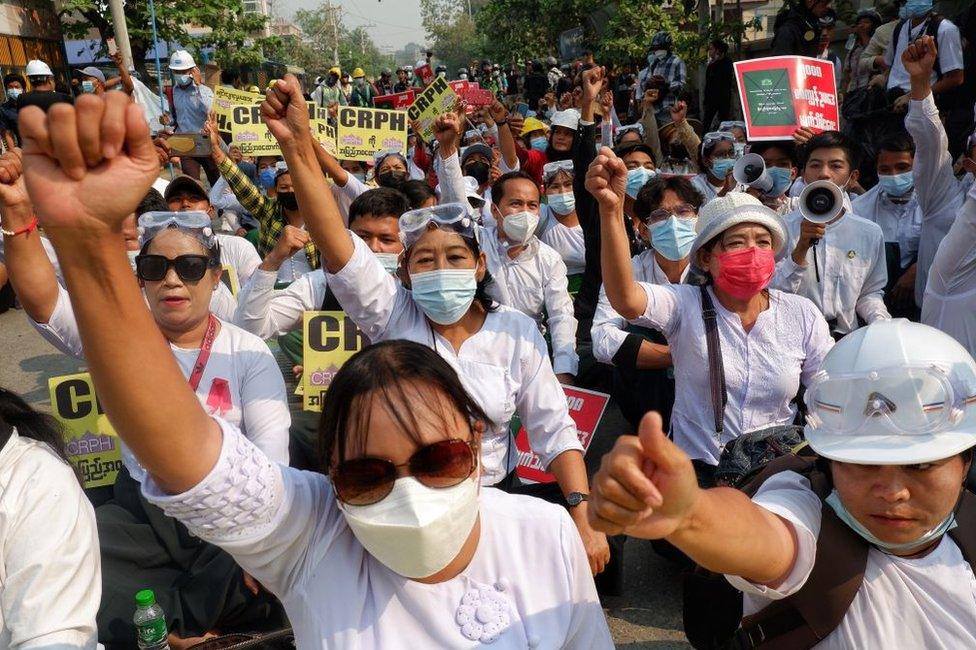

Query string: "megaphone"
[799, 180, 845, 224]
[733, 153, 774, 194]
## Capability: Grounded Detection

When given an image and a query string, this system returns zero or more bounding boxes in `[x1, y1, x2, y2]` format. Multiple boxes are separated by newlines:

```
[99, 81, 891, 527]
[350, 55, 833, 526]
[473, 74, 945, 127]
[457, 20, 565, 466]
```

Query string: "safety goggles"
[644, 203, 698, 224]
[614, 123, 644, 143]
[719, 121, 746, 132]
[542, 159, 574, 184]
[702, 131, 736, 149]
[331, 438, 478, 505]
[135, 254, 217, 282]
[805, 364, 976, 436]
[399, 203, 478, 249]
[138, 211, 216, 248]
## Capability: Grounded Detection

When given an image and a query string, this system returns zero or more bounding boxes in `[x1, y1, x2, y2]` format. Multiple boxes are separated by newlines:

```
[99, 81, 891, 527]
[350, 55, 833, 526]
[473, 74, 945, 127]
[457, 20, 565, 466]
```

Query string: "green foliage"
[420, 0, 482, 71]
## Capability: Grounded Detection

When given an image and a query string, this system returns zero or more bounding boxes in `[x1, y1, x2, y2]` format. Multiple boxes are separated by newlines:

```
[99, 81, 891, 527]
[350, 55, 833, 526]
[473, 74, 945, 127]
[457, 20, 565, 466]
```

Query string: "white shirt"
[851, 185, 922, 268]
[773, 210, 890, 334]
[538, 206, 585, 276]
[328, 234, 583, 485]
[691, 173, 720, 203]
[483, 230, 579, 376]
[905, 93, 966, 306]
[275, 246, 314, 285]
[729, 471, 976, 649]
[885, 16, 963, 92]
[631, 284, 832, 464]
[235, 268, 328, 339]
[592, 250, 687, 364]
[216, 233, 260, 288]
[30, 287, 290, 481]
[0, 431, 100, 649]
[143, 420, 612, 649]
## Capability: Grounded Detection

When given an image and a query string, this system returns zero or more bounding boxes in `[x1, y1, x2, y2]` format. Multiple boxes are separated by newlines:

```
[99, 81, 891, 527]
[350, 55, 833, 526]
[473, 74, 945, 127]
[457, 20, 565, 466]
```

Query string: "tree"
[58, 0, 273, 84]
[420, 0, 482, 72]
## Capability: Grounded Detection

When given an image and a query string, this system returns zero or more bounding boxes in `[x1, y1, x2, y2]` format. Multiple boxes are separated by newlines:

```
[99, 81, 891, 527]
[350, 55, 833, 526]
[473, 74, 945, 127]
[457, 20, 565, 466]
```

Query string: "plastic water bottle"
[134, 589, 171, 650]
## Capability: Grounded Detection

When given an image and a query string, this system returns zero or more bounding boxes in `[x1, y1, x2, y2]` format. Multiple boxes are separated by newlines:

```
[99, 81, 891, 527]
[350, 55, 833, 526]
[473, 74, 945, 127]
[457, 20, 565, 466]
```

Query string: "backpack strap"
[700, 285, 727, 434]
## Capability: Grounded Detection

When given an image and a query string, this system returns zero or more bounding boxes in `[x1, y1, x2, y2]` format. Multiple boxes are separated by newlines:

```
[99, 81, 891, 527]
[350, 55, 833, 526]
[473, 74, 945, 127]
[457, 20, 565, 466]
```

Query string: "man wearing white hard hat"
[590, 319, 976, 648]
[17, 59, 72, 111]
[165, 49, 217, 185]
[590, 145, 832, 483]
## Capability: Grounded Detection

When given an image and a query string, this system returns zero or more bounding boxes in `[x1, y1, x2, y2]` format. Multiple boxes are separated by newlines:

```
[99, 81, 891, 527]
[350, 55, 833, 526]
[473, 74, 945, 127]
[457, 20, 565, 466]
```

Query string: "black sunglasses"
[136, 254, 214, 282]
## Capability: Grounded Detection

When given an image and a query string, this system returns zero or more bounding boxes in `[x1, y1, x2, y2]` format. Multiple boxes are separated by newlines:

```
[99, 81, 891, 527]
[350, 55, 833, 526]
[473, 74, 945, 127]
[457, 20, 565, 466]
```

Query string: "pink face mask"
[714, 247, 776, 300]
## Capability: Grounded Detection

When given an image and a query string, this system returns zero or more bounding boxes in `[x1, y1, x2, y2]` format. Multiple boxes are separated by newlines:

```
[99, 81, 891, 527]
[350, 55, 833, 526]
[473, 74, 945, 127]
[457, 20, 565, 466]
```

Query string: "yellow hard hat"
[329, 66, 341, 76]
[520, 116, 549, 137]
[352, 67, 366, 78]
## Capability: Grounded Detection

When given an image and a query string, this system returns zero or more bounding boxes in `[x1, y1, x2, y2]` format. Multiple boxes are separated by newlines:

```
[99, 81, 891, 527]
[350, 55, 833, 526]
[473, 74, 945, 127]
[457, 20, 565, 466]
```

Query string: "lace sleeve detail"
[142, 417, 285, 543]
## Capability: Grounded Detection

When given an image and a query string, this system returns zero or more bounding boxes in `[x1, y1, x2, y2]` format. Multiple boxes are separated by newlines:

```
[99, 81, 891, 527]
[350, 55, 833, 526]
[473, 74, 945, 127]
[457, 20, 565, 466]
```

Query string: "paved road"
[0, 306, 690, 647]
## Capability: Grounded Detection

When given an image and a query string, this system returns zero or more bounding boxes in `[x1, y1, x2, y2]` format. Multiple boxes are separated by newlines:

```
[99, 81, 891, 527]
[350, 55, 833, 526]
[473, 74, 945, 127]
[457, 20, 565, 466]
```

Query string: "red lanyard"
[187, 314, 219, 392]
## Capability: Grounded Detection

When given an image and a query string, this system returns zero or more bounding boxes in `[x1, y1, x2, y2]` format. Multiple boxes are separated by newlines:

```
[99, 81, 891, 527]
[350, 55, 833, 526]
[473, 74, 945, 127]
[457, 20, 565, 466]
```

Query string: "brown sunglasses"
[332, 438, 478, 506]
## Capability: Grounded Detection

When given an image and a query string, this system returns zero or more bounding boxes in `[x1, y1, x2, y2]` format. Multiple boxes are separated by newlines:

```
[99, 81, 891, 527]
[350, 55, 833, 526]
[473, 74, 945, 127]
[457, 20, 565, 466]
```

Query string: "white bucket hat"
[550, 109, 580, 132]
[805, 320, 976, 465]
[688, 192, 787, 274]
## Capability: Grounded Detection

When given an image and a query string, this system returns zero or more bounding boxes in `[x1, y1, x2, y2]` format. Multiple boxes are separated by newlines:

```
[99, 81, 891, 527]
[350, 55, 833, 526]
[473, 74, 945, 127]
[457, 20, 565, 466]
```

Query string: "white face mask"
[338, 476, 480, 578]
[501, 210, 540, 247]
[374, 252, 400, 275]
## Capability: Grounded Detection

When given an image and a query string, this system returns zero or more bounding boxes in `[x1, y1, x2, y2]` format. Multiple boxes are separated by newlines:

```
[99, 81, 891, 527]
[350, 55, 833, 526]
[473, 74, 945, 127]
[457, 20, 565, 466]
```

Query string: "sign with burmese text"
[301, 311, 366, 412]
[734, 56, 838, 141]
[48, 372, 123, 489]
[515, 386, 610, 483]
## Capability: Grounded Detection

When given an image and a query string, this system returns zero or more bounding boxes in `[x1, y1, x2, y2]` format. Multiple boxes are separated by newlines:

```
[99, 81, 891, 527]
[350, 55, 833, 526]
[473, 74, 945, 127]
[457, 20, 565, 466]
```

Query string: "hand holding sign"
[261, 75, 310, 149]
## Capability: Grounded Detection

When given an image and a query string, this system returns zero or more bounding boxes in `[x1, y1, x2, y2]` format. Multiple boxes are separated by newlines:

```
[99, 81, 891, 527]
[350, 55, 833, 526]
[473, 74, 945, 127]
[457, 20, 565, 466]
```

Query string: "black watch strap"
[566, 492, 590, 508]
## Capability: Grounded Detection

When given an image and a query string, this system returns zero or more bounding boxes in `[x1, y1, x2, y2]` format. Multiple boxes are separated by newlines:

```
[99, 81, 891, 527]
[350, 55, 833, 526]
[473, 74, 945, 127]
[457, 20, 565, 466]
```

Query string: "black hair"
[220, 69, 240, 86]
[748, 140, 798, 167]
[137, 188, 168, 216]
[802, 130, 861, 170]
[491, 170, 539, 205]
[348, 187, 410, 225]
[318, 340, 493, 469]
[0, 387, 73, 470]
[634, 176, 705, 221]
[709, 39, 730, 56]
[614, 141, 657, 166]
[399, 179, 437, 209]
[877, 132, 916, 158]
[3, 73, 25, 89]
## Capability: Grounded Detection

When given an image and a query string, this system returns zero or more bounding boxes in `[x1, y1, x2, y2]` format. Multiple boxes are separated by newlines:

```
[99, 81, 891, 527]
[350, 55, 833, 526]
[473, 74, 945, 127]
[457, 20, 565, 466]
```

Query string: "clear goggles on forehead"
[399, 203, 478, 249]
[542, 159, 574, 184]
[805, 364, 976, 436]
[702, 131, 736, 149]
[719, 120, 746, 132]
[138, 211, 216, 248]
[616, 123, 644, 140]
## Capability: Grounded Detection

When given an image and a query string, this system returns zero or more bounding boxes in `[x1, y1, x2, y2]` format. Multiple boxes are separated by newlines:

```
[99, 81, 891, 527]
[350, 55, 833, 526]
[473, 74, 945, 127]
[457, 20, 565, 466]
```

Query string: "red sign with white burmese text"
[515, 386, 610, 483]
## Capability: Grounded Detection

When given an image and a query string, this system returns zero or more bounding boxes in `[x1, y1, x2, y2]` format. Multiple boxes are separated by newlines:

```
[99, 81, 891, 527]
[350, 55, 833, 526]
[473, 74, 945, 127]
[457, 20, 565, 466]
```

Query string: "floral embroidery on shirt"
[455, 582, 512, 643]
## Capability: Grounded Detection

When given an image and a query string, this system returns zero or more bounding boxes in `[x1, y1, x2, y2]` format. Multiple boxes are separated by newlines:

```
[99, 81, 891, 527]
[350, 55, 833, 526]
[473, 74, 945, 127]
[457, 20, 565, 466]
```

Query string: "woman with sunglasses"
[261, 76, 609, 575]
[20, 94, 612, 646]
[590, 147, 832, 486]
[692, 131, 738, 204]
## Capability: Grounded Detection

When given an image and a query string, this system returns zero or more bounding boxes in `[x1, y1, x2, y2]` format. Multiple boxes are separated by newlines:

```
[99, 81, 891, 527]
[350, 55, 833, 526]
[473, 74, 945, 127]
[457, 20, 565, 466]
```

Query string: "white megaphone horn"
[733, 153, 774, 194]
[799, 180, 844, 225]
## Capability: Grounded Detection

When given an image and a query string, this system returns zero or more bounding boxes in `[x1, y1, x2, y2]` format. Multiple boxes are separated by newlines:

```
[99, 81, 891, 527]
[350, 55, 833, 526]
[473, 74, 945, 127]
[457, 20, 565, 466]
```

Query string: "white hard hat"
[168, 50, 196, 71]
[25, 60, 53, 77]
[550, 109, 580, 132]
[688, 192, 788, 273]
[805, 320, 976, 465]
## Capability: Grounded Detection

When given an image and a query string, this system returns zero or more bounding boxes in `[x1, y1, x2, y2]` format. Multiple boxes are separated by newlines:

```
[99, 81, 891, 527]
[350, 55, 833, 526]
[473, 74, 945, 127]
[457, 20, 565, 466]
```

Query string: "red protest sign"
[734, 56, 838, 141]
[515, 386, 610, 483]
[373, 89, 416, 110]
[415, 64, 434, 85]
[448, 80, 470, 95]
[463, 86, 495, 108]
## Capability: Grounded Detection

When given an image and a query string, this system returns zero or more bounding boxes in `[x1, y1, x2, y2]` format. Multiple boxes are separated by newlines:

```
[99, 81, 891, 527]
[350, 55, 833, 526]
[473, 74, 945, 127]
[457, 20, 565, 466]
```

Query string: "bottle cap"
[135, 589, 156, 607]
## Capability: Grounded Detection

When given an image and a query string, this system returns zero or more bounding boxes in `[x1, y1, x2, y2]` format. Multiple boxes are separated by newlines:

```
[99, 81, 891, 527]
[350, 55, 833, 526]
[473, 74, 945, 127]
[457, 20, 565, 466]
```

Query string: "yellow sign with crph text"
[335, 106, 408, 162]
[407, 76, 459, 143]
[301, 311, 366, 412]
[214, 86, 263, 134]
[223, 91, 326, 156]
[48, 372, 123, 489]
[313, 119, 338, 156]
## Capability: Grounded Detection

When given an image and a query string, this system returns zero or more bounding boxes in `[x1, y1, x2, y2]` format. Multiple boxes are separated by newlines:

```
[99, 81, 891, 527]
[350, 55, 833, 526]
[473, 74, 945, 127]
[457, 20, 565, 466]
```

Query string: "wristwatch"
[565, 492, 590, 508]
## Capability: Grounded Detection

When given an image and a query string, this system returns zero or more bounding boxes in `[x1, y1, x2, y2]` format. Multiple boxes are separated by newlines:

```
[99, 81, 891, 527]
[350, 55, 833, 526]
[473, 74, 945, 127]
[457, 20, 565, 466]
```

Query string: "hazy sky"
[277, 0, 427, 51]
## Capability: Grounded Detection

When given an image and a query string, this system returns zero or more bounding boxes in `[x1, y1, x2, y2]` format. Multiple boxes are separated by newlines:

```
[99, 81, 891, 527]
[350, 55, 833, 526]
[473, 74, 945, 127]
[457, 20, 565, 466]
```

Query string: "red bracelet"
[0, 215, 38, 237]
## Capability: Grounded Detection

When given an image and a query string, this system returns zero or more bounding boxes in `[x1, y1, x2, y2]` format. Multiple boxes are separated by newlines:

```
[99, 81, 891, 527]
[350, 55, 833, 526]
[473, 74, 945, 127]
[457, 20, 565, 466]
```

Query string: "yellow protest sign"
[313, 119, 338, 156]
[302, 311, 365, 411]
[214, 86, 262, 134]
[407, 76, 458, 143]
[48, 372, 123, 489]
[220, 264, 240, 297]
[225, 93, 321, 156]
[335, 107, 408, 162]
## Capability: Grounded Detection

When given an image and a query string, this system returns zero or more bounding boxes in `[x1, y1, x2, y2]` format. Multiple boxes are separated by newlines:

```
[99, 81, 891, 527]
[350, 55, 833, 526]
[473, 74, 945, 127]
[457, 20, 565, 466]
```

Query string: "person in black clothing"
[17, 61, 74, 112]
[505, 64, 520, 96]
[0, 73, 25, 144]
[703, 40, 734, 131]
[771, 0, 835, 57]
[524, 60, 550, 112]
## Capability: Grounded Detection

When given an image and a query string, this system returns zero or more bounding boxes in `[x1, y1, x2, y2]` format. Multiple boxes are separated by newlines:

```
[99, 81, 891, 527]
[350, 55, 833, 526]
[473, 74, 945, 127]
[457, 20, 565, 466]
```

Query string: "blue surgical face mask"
[547, 192, 576, 215]
[409, 269, 478, 325]
[530, 136, 548, 152]
[905, 0, 933, 18]
[878, 171, 915, 198]
[649, 216, 697, 261]
[626, 167, 656, 199]
[374, 252, 400, 275]
[175, 74, 192, 87]
[6, 87, 21, 100]
[709, 157, 735, 180]
[352, 171, 367, 182]
[258, 167, 276, 190]
[825, 489, 956, 554]
[767, 166, 794, 197]
[81, 80, 95, 93]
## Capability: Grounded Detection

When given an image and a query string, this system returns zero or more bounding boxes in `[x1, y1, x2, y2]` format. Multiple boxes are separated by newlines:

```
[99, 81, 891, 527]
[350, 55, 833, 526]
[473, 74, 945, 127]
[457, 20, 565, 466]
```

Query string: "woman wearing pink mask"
[589, 147, 833, 485]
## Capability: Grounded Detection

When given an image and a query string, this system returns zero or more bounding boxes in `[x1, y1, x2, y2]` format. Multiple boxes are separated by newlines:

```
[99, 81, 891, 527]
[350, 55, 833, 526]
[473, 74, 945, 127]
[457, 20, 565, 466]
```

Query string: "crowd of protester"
[2, 0, 976, 646]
